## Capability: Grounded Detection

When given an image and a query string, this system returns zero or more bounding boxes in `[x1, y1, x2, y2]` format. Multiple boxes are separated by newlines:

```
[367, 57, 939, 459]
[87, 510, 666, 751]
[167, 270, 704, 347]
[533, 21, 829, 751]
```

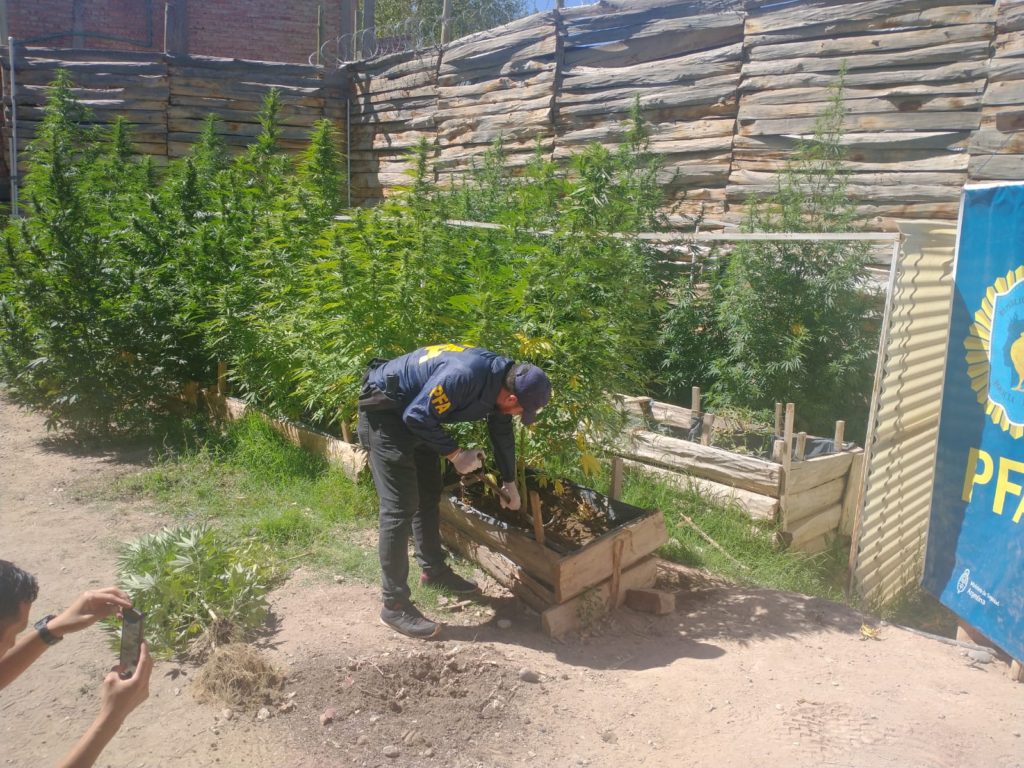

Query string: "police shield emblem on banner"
[968, 267, 1024, 437]
[923, 183, 1024, 663]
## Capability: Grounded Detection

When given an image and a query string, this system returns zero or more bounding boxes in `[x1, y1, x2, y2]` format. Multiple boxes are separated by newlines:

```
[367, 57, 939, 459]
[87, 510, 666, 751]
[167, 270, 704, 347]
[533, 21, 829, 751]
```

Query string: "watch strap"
[34, 613, 63, 645]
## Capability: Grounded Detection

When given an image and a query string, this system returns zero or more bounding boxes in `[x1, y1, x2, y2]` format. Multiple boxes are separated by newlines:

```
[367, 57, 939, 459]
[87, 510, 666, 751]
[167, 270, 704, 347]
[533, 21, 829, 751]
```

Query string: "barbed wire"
[311, 0, 600, 66]
[311, 0, 744, 67]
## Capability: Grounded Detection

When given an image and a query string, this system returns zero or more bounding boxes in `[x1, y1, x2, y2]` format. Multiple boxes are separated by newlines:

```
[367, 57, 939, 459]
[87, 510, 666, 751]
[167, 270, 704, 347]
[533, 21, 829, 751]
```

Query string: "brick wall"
[190, 1, 340, 64]
[7, 0, 342, 63]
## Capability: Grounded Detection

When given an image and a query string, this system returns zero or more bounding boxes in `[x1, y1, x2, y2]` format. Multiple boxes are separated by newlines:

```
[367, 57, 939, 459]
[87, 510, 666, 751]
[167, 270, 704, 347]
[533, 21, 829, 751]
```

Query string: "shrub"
[659, 72, 879, 440]
[113, 524, 281, 658]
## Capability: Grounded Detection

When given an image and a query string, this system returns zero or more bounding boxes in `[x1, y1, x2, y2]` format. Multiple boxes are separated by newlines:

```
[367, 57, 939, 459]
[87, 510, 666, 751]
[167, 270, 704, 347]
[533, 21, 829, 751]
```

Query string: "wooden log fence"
[4, 0, 1024, 234]
[616, 394, 865, 555]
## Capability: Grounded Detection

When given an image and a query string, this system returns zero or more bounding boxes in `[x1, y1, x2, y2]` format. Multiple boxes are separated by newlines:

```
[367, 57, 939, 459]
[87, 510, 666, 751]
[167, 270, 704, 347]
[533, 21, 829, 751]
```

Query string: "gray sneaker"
[380, 600, 440, 639]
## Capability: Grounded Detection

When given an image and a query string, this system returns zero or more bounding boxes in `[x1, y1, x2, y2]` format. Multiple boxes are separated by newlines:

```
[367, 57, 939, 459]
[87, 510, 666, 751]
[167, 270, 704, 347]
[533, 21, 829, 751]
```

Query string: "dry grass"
[193, 644, 286, 712]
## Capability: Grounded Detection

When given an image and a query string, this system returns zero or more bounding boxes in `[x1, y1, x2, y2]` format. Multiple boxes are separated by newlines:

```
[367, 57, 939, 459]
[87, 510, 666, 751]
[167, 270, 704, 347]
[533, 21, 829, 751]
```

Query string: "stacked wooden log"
[1, 48, 169, 178]
[971, 1, 1024, 180]
[732, 0, 995, 231]
[348, 50, 440, 207]
[435, 12, 559, 182]
[615, 395, 864, 555]
[556, 0, 744, 218]
[166, 54, 327, 159]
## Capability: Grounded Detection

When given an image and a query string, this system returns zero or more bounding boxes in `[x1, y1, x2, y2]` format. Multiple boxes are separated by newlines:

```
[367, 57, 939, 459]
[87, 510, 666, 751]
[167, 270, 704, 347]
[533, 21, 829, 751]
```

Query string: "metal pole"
[346, 96, 351, 208]
[315, 5, 322, 66]
[8, 35, 17, 217]
[163, 3, 169, 54]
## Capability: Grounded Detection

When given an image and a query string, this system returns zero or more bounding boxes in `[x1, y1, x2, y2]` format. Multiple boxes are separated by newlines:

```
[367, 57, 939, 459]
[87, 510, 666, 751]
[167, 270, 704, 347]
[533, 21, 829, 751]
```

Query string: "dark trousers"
[357, 407, 448, 603]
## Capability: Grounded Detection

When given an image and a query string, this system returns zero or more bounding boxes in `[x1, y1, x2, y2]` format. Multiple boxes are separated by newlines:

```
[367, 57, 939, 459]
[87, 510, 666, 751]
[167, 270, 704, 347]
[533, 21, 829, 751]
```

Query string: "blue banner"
[923, 183, 1024, 662]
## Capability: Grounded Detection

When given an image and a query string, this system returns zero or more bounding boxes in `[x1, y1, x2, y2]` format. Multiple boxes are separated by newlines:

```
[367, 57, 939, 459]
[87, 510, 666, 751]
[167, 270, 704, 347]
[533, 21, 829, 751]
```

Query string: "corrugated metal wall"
[851, 221, 957, 606]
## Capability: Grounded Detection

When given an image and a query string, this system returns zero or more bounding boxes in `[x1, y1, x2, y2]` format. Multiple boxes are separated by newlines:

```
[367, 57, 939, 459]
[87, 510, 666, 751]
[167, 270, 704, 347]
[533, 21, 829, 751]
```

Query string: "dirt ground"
[1, 392, 1022, 768]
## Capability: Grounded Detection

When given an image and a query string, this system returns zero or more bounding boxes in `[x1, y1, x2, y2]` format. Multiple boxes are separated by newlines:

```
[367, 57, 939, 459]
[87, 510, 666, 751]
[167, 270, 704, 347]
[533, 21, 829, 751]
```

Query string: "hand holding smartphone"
[118, 607, 144, 679]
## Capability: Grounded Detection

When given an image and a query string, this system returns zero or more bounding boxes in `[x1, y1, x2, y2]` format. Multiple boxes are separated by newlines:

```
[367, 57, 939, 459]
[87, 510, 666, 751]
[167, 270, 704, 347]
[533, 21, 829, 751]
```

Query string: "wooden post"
[795, 431, 807, 461]
[1011, 659, 1023, 683]
[609, 457, 623, 501]
[529, 490, 545, 547]
[774, 402, 783, 436]
[216, 361, 228, 397]
[362, 0, 376, 56]
[441, 0, 452, 44]
[691, 386, 701, 415]
[833, 420, 845, 452]
[72, 0, 86, 48]
[165, 0, 188, 54]
[609, 537, 625, 606]
[339, 0, 355, 60]
[782, 403, 795, 477]
[701, 412, 714, 446]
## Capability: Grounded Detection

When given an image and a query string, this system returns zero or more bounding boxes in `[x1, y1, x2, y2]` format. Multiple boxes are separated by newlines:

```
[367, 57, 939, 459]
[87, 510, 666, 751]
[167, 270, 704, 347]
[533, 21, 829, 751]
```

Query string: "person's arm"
[0, 626, 50, 690]
[58, 642, 153, 768]
[487, 413, 516, 483]
[0, 587, 131, 690]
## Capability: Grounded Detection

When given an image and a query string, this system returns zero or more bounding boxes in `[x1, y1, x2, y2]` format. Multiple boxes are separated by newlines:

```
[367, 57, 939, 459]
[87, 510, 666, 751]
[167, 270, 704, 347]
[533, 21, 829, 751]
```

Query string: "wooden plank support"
[440, 523, 554, 613]
[609, 456, 624, 501]
[782, 402, 795, 479]
[785, 451, 855, 494]
[439, 498, 561, 585]
[202, 390, 367, 480]
[834, 420, 846, 451]
[701, 412, 714, 445]
[626, 429, 782, 496]
[541, 556, 658, 639]
[625, 588, 675, 615]
[529, 490, 545, 547]
[782, 477, 847, 527]
[216, 361, 228, 396]
[796, 431, 808, 461]
[555, 513, 668, 603]
[622, 459, 778, 520]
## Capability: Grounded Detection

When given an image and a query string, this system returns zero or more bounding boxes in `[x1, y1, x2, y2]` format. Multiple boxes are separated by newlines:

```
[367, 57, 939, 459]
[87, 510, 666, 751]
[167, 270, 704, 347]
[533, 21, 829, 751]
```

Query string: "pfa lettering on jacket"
[430, 385, 452, 415]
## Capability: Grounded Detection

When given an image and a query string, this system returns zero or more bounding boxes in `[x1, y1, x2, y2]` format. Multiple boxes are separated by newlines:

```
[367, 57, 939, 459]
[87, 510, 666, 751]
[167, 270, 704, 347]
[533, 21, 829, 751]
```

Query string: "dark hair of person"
[0, 560, 39, 621]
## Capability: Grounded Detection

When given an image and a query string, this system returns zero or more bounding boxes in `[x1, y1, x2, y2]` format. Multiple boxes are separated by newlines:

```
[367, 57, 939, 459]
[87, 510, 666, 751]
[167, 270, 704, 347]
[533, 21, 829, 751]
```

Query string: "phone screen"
[119, 608, 144, 679]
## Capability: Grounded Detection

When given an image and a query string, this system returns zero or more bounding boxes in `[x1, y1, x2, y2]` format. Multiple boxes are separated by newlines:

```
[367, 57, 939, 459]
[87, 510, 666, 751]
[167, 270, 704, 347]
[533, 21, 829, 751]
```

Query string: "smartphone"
[119, 607, 144, 679]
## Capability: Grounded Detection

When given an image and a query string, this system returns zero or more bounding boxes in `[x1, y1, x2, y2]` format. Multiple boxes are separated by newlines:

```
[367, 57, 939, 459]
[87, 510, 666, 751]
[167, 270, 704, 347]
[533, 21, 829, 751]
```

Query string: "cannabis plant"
[0, 72, 175, 432]
[712, 72, 879, 440]
[113, 524, 280, 658]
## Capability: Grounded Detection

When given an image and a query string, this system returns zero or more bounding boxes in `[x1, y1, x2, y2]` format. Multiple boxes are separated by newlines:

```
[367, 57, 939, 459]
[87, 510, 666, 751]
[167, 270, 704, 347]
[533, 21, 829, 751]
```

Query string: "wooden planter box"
[439, 476, 667, 638]
[615, 397, 864, 554]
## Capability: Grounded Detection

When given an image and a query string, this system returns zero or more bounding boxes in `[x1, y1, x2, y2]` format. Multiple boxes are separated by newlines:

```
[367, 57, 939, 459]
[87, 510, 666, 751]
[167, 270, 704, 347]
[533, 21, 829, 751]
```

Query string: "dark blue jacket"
[365, 344, 517, 481]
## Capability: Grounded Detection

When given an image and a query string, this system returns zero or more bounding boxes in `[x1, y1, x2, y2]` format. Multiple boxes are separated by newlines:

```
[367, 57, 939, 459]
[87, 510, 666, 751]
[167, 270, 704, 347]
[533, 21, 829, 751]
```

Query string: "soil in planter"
[449, 470, 649, 554]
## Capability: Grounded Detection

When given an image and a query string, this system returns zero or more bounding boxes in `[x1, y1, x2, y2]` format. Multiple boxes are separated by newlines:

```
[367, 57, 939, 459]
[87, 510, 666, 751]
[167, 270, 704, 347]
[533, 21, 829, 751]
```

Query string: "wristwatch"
[34, 614, 63, 645]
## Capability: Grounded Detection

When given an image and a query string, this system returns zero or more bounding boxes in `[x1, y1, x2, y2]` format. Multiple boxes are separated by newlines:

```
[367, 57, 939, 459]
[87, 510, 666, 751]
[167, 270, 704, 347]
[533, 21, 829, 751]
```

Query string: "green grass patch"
[621, 468, 847, 601]
[108, 417, 849, 607]
[110, 414, 381, 585]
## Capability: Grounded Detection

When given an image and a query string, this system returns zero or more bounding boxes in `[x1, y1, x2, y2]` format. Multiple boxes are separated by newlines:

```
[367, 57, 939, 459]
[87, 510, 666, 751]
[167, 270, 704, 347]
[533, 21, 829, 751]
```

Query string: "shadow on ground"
[440, 562, 868, 672]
